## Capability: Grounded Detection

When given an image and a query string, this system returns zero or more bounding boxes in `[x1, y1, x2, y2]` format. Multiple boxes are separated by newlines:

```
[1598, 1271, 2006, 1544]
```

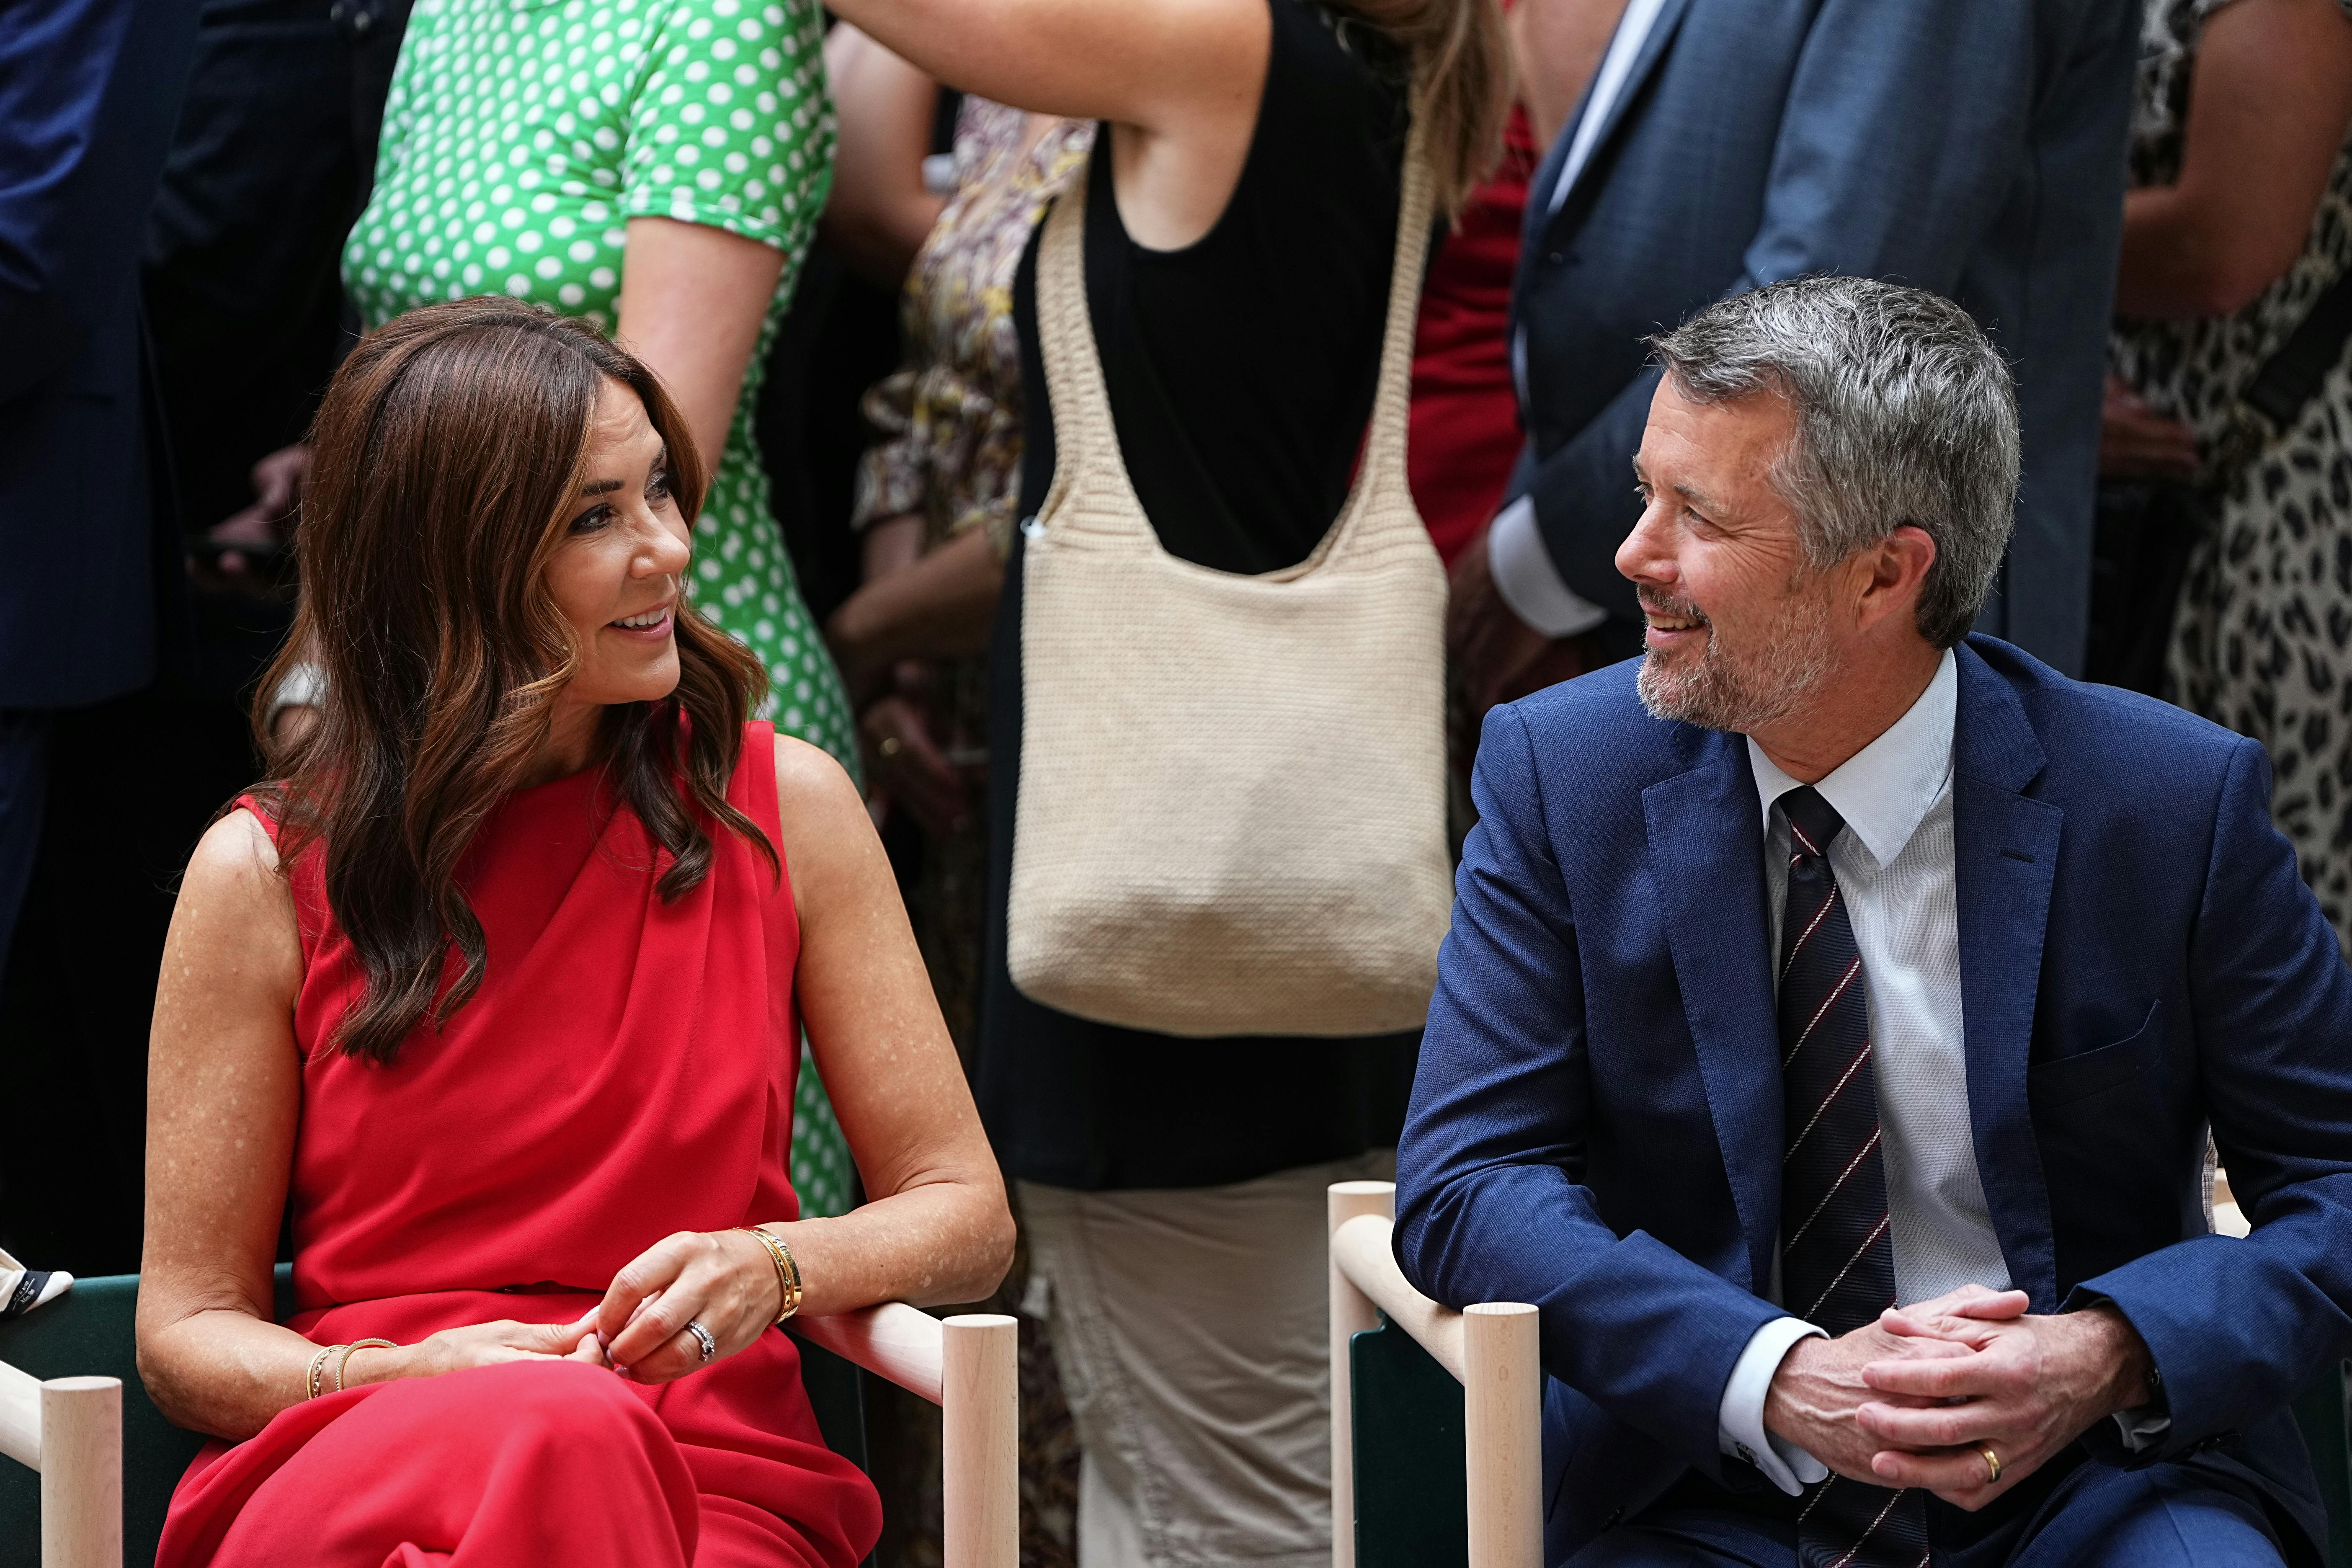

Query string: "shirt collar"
[1747, 649, 1957, 870]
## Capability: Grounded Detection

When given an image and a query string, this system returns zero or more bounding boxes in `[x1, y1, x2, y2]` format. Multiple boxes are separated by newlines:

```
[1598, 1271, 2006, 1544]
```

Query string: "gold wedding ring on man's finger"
[1979, 1444, 2002, 1487]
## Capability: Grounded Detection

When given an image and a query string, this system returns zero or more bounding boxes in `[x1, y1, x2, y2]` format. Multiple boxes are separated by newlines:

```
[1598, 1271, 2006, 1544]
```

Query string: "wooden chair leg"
[41, 1376, 121, 1568]
[1462, 1305, 1540, 1568]
[940, 1314, 1017, 1568]
[1328, 1179, 1396, 1568]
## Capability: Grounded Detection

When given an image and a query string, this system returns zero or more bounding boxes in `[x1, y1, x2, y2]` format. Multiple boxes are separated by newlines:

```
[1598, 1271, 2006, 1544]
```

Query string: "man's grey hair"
[1647, 276, 2021, 650]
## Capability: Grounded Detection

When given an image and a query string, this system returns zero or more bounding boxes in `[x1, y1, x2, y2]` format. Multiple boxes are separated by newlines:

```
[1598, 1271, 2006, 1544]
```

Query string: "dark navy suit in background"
[1395, 638, 2352, 1564]
[1507, 0, 2138, 675]
[0, 0, 197, 960]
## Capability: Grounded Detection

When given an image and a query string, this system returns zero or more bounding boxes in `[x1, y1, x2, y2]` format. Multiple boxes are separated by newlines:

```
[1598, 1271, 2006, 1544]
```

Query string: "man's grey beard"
[1635, 581, 1838, 734]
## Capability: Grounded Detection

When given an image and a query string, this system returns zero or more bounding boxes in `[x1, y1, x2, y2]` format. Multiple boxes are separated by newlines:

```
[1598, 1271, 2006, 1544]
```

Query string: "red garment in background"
[158, 724, 882, 1568]
[1409, 104, 1540, 564]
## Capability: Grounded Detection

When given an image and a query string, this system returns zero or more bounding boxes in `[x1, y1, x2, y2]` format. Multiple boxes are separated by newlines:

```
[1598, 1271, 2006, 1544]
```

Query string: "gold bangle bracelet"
[334, 1338, 400, 1394]
[735, 1225, 803, 1324]
[305, 1345, 336, 1401]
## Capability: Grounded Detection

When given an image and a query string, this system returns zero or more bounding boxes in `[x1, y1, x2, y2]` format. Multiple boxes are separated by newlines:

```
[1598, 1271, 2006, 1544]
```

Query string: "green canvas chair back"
[1349, 1314, 1469, 1568]
[1344, 1326, 2352, 1568]
[0, 1269, 872, 1568]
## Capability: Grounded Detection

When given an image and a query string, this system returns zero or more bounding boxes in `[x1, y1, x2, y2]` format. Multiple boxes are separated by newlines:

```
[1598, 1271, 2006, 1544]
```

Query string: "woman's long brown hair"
[1333, 0, 1513, 221]
[249, 297, 775, 1065]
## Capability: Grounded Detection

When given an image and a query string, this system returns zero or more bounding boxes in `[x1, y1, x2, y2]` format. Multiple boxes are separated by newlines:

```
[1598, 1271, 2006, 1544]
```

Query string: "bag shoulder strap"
[1032, 113, 1437, 567]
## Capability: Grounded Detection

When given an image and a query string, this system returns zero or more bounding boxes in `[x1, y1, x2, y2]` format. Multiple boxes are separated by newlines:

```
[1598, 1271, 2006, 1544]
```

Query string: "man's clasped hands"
[1764, 1283, 2156, 1510]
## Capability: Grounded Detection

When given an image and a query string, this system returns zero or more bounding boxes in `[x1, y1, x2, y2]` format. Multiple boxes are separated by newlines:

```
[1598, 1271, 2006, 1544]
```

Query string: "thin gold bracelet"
[333, 1338, 400, 1394]
[734, 1226, 802, 1324]
[305, 1345, 337, 1401]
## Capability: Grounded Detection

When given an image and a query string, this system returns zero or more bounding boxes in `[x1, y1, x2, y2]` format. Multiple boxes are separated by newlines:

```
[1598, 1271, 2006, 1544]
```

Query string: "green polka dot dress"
[345, 0, 860, 1217]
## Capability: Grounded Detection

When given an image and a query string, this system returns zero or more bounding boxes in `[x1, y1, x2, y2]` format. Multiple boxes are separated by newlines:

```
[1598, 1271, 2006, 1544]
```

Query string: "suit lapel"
[1950, 645, 2063, 1309]
[1543, 0, 1691, 229]
[1511, 0, 1692, 331]
[1643, 728, 1782, 1295]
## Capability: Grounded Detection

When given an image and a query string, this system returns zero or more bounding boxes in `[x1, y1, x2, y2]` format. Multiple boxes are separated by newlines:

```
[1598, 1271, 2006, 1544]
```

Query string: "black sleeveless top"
[977, 0, 1422, 1190]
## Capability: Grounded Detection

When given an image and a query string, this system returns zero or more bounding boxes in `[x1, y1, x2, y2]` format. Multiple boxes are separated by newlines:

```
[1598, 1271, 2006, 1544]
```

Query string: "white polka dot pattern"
[344, 0, 858, 1217]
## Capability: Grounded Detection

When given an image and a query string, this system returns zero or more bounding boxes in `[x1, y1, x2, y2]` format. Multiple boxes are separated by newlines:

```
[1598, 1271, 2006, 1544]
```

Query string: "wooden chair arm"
[1, 1357, 38, 1471]
[1328, 1181, 1540, 1568]
[790, 1302, 949, 1405]
[1, 1351, 122, 1568]
[789, 1308, 1017, 1568]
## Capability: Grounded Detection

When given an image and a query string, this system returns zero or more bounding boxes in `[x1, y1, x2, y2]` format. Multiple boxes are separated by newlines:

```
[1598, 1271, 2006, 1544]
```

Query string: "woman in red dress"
[138, 298, 1014, 1567]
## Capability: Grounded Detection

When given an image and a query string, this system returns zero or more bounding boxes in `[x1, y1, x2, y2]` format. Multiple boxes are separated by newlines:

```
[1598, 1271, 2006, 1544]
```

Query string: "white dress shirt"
[1489, 0, 1669, 639]
[1714, 651, 2014, 1492]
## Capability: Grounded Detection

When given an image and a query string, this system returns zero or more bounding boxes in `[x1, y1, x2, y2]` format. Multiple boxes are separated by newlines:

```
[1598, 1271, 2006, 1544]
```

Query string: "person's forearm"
[756, 1172, 1013, 1313]
[2116, 187, 2274, 320]
[617, 217, 785, 471]
[139, 1309, 329, 1441]
[2117, 0, 2352, 318]
[828, 526, 1003, 684]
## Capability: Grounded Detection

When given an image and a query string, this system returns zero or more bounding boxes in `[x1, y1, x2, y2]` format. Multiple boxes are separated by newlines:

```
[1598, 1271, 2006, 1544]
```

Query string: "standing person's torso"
[2110, 0, 2352, 442]
[1513, 0, 2136, 461]
[1011, 0, 1410, 573]
[977, 0, 1423, 1193]
[341, 0, 831, 475]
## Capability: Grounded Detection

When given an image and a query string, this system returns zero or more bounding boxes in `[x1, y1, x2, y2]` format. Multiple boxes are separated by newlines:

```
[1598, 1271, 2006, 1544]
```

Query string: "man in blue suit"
[0, 0, 198, 964]
[1449, 0, 2138, 714]
[1395, 277, 2352, 1567]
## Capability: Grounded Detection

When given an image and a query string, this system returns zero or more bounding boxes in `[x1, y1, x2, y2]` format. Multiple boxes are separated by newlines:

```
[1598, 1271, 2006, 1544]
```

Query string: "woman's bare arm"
[616, 219, 787, 471]
[821, 26, 946, 290]
[2119, 0, 2352, 319]
[769, 737, 1012, 1308]
[828, 526, 1004, 692]
[822, 0, 1267, 250]
[137, 813, 316, 1437]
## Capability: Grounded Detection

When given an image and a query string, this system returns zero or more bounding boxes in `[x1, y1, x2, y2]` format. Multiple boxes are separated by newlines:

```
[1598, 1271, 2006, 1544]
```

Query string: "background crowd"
[5, 0, 2352, 1562]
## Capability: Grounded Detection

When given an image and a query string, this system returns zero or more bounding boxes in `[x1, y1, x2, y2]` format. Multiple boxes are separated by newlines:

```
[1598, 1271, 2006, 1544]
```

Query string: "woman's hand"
[862, 675, 970, 836]
[353, 1315, 609, 1386]
[592, 1229, 785, 1385]
[2098, 377, 2200, 482]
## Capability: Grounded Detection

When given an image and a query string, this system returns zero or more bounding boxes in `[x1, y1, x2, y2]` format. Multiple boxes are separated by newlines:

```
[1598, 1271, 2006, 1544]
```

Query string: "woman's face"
[545, 379, 693, 713]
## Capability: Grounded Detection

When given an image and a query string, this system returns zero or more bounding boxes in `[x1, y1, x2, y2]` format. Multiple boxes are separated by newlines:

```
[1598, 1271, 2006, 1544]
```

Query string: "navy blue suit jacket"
[1509, 0, 2137, 675]
[1395, 638, 2352, 1562]
[0, 0, 196, 706]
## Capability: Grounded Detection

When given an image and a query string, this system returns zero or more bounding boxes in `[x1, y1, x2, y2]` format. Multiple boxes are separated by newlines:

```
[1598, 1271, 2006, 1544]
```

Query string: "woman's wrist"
[337, 1340, 413, 1388]
[722, 1226, 790, 1325]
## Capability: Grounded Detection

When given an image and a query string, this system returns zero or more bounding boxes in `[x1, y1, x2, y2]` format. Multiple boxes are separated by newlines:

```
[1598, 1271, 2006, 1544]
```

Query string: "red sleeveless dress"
[157, 724, 882, 1568]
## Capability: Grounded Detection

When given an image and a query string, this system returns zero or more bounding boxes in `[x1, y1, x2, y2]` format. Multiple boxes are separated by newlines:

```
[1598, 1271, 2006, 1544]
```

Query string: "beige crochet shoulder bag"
[1006, 118, 1453, 1038]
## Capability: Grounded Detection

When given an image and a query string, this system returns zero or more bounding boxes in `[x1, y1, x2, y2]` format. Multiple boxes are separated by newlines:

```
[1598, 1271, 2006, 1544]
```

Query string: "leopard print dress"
[2112, 0, 2352, 950]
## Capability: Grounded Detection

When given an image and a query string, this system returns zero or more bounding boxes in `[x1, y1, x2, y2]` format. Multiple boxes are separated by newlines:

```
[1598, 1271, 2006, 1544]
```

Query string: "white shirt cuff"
[1488, 495, 1612, 640]
[2112, 1406, 2171, 1451]
[1719, 1316, 1830, 1496]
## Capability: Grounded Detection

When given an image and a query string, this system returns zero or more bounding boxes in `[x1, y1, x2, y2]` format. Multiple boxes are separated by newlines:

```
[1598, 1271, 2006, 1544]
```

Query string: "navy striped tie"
[1775, 787, 1926, 1568]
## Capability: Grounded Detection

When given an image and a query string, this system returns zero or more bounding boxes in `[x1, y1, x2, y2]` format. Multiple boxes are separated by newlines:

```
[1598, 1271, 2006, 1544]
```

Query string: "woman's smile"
[608, 599, 676, 640]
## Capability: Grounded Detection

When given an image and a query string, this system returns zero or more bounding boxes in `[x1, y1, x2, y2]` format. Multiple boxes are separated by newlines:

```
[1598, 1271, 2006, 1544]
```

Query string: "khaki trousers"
[1019, 1151, 1393, 1568]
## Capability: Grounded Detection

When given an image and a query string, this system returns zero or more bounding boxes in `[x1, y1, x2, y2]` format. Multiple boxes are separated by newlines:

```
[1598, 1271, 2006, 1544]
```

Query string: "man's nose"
[1615, 502, 1673, 587]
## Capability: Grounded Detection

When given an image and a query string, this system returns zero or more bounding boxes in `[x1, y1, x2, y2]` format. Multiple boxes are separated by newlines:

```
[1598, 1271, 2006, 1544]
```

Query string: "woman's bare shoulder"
[771, 734, 862, 814]
[188, 806, 285, 887]
[161, 807, 306, 1014]
[770, 735, 889, 895]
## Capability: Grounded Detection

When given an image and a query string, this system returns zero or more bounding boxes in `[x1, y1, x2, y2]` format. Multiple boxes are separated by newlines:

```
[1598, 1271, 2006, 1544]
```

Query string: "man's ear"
[1854, 525, 1937, 637]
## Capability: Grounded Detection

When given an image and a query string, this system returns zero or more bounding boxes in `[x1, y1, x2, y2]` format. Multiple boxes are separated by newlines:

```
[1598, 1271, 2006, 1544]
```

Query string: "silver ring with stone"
[685, 1318, 717, 1364]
